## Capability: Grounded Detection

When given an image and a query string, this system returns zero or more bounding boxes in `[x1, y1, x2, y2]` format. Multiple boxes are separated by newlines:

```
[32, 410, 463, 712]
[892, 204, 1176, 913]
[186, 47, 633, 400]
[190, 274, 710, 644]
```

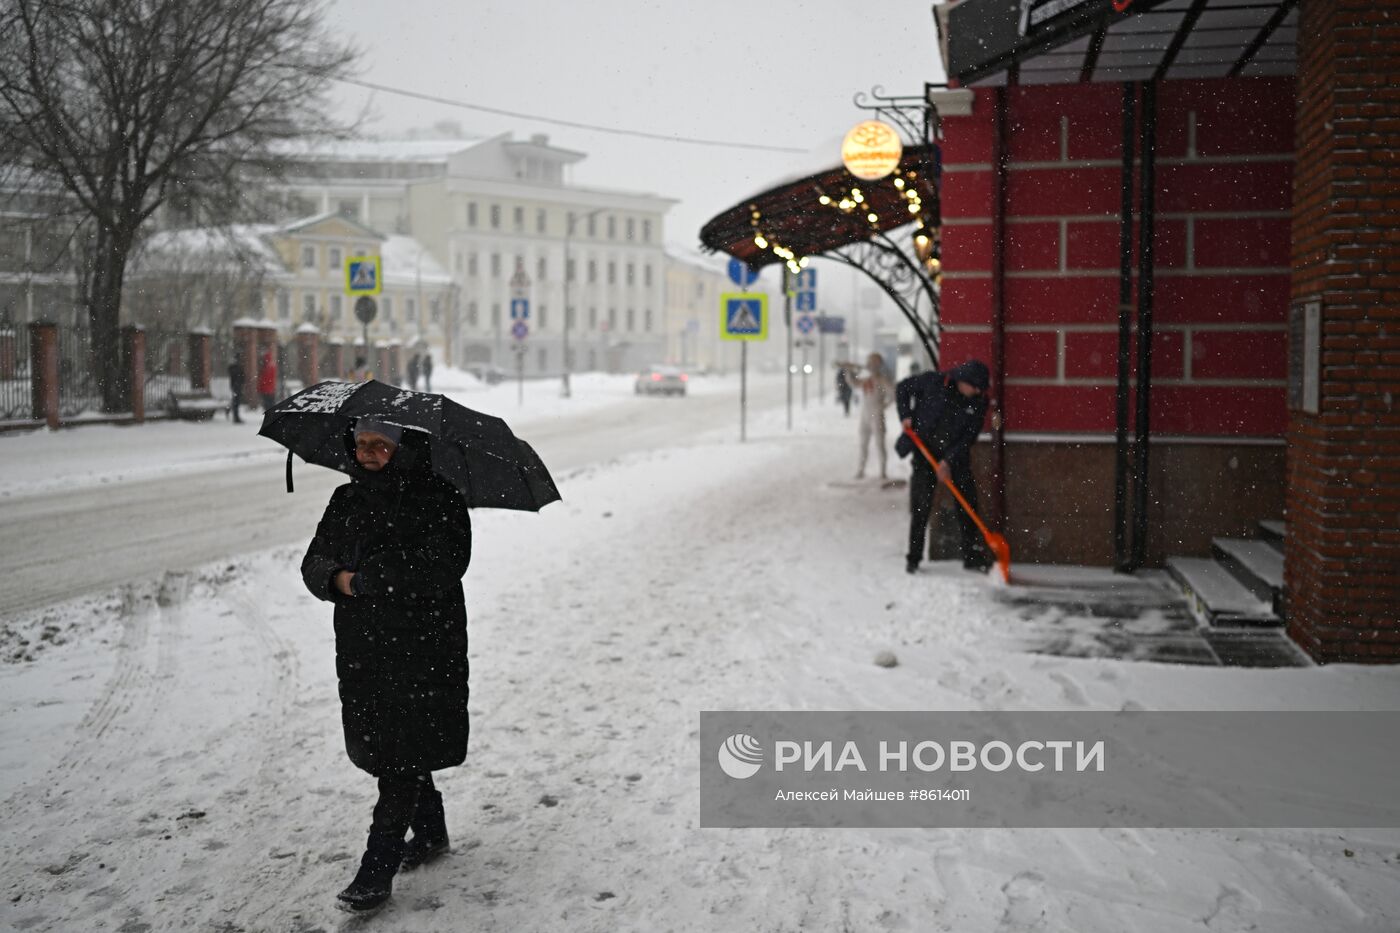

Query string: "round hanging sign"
[841, 120, 903, 181]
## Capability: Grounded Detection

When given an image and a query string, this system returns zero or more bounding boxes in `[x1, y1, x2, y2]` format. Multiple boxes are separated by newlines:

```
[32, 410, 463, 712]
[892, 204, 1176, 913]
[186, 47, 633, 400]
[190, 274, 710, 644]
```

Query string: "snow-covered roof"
[380, 235, 453, 286]
[274, 138, 487, 164]
[130, 225, 285, 277]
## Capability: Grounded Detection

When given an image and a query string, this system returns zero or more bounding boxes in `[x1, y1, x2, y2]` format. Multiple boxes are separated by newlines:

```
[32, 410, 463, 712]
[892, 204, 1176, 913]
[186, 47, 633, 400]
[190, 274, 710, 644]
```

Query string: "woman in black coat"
[301, 419, 471, 914]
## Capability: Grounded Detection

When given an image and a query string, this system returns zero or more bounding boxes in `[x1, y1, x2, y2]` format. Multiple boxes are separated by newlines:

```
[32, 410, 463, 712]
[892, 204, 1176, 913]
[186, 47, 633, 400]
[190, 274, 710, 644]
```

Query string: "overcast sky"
[323, 1, 946, 257]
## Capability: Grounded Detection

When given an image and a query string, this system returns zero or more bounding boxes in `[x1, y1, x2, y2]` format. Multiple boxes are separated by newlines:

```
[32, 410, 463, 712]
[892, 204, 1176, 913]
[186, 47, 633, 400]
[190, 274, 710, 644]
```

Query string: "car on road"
[635, 364, 687, 397]
[465, 363, 507, 385]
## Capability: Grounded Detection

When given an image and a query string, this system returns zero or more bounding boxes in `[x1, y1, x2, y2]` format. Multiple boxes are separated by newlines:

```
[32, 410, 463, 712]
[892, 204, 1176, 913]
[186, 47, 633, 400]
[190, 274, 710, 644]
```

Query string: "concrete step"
[1212, 537, 1285, 606]
[1258, 519, 1285, 542]
[1168, 556, 1281, 627]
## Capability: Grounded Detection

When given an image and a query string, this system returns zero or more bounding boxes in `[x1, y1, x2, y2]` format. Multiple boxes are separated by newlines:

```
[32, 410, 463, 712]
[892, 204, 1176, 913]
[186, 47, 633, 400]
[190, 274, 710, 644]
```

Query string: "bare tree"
[0, 0, 355, 410]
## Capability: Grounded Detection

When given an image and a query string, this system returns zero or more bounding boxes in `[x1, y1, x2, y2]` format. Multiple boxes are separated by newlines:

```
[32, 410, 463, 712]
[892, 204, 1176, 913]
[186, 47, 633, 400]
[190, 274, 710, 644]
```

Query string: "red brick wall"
[1286, 0, 1400, 663]
[939, 77, 1294, 437]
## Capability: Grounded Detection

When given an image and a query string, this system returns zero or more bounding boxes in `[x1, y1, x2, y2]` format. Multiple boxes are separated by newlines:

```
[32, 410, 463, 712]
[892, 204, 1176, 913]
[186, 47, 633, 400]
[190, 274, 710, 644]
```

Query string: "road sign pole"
[818, 320, 827, 403]
[517, 347, 524, 406]
[740, 342, 747, 443]
[802, 343, 809, 409]
[784, 269, 793, 431]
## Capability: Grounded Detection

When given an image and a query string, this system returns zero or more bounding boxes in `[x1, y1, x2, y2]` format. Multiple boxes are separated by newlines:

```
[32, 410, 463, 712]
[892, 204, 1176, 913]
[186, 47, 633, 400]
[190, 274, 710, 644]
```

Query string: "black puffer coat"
[301, 431, 472, 776]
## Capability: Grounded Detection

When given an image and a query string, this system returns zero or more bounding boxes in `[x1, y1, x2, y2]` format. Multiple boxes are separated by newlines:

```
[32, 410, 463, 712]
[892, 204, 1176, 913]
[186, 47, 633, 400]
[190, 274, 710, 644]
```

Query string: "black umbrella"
[258, 380, 561, 512]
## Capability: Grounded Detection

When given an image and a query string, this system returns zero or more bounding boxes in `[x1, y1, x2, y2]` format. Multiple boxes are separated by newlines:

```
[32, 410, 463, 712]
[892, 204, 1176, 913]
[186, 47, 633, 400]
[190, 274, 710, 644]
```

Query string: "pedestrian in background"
[835, 365, 853, 417]
[407, 353, 421, 391]
[851, 353, 894, 480]
[227, 355, 246, 423]
[347, 356, 372, 382]
[256, 348, 277, 411]
[895, 360, 991, 573]
[301, 419, 471, 914]
[421, 353, 433, 393]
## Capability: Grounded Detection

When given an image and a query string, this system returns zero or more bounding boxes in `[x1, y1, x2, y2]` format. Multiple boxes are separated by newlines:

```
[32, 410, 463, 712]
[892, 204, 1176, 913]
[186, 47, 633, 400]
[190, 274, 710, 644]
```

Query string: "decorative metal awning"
[937, 0, 1298, 86]
[700, 133, 945, 363]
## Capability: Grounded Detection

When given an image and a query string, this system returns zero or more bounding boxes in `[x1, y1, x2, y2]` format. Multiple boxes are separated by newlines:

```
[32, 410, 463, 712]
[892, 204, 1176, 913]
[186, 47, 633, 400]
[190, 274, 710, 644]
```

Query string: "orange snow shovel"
[902, 425, 1011, 583]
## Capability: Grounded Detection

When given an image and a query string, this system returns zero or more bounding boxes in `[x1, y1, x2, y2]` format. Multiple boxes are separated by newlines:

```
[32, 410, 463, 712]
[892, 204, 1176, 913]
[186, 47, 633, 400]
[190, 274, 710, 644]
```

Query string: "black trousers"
[370, 772, 436, 840]
[907, 456, 985, 566]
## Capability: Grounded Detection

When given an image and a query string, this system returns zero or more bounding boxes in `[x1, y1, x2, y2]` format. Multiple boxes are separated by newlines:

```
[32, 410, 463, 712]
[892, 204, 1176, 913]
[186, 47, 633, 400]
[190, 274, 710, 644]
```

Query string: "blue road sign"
[795, 290, 817, 312]
[818, 315, 846, 335]
[510, 298, 529, 320]
[720, 292, 768, 341]
[727, 257, 760, 287]
[511, 320, 529, 340]
[796, 268, 817, 290]
[796, 313, 815, 334]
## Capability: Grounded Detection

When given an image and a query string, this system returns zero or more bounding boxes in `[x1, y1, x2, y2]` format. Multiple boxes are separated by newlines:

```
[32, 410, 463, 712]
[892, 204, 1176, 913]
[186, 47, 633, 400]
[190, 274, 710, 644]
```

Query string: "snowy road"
[0, 378, 785, 615]
[3, 384, 1399, 932]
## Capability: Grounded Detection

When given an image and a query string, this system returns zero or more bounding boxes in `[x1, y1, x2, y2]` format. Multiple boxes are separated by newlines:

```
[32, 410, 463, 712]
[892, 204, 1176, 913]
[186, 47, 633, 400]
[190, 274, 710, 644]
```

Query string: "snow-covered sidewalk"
[3, 399, 1399, 932]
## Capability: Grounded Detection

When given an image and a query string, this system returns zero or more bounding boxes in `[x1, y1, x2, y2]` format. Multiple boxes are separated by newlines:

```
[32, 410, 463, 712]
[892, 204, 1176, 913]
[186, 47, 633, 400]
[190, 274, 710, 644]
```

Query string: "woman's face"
[354, 432, 398, 471]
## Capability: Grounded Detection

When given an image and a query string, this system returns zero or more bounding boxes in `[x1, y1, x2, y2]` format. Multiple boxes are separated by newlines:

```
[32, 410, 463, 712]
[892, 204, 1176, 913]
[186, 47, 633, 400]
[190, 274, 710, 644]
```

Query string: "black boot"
[401, 785, 450, 870]
[336, 831, 405, 914]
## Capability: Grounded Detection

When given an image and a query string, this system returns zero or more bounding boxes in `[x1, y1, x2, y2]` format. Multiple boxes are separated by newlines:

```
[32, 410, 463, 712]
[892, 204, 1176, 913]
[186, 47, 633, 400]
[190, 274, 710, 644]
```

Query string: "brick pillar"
[231, 323, 259, 399]
[28, 322, 59, 429]
[121, 325, 146, 422]
[166, 339, 182, 379]
[188, 330, 212, 391]
[376, 344, 391, 384]
[295, 326, 320, 385]
[388, 341, 403, 385]
[325, 341, 345, 381]
[0, 328, 15, 380]
[1285, 0, 1400, 663]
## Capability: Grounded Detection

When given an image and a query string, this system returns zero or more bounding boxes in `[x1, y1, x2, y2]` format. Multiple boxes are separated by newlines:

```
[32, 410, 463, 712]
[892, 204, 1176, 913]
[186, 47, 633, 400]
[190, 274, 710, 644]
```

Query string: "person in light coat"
[850, 352, 894, 480]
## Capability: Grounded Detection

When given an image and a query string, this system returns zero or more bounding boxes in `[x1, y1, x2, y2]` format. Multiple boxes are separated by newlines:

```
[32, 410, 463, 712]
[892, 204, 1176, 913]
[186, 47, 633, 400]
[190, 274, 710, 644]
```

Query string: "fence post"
[376, 342, 391, 386]
[188, 328, 212, 391]
[295, 323, 320, 386]
[28, 322, 59, 429]
[0, 327, 15, 380]
[122, 325, 146, 423]
[325, 341, 345, 381]
[231, 319, 260, 400]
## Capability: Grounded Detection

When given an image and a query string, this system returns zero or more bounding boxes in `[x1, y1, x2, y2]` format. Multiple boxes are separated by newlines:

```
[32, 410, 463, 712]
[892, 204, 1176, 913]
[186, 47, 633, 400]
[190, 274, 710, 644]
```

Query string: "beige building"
[662, 252, 735, 373]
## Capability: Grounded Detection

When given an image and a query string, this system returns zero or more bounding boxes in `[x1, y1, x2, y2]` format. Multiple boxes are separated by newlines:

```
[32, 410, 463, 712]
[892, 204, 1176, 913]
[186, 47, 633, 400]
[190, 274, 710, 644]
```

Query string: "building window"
[566, 258, 576, 282]
[608, 307, 617, 329]
[642, 219, 652, 243]
[607, 261, 616, 285]
[491, 254, 501, 278]
[329, 247, 342, 269]
[644, 265, 653, 287]
[694, 282, 704, 299]
[382, 296, 393, 319]
[587, 214, 597, 237]
[468, 202, 478, 227]
[406, 298, 417, 322]
[302, 293, 316, 320]
[588, 306, 597, 329]
[626, 218, 635, 241]
[468, 252, 478, 276]
[301, 245, 316, 269]
[490, 204, 500, 229]
[587, 259, 597, 283]
[513, 206, 524, 230]
[337, 199, 358, 220]
[431, 298, 441, 323]
[626, 263, 634, 285]
[330, 295, 342, 320]
[454, 252, 462, 273]
[626, 308, 635, 331]
[277, 291, 290, 318]
[467, 301, 478, 327]
[538, 304, 547, 329]
[537, 256, 547, 281]
[607, 215, 616, 239]
[644, 309, 653, 332]
[536, 208, 547, 234]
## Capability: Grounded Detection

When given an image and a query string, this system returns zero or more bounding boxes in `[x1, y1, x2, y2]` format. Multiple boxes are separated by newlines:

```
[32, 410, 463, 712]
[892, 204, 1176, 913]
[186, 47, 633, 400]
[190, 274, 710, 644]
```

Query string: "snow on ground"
[0, 369, 724, 499]
[2, 390, 1400, 931]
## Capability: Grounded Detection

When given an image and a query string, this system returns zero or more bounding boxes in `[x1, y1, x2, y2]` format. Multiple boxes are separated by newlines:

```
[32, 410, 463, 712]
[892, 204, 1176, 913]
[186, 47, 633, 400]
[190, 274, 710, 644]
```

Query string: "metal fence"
[144, 329, 190, 408]
[57, 324, 101, 418]
[0, 326, 32, 421]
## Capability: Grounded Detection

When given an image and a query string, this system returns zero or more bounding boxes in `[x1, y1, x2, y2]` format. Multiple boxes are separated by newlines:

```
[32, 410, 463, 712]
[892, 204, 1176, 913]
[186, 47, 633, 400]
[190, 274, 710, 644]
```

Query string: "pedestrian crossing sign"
[345, 256, 382, 296]
[720, 292, 768, 341]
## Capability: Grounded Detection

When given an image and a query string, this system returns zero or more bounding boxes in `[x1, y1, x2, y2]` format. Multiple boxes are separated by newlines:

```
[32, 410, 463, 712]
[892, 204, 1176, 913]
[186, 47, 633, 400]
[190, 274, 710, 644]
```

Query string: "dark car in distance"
[635, 364, 687, 397]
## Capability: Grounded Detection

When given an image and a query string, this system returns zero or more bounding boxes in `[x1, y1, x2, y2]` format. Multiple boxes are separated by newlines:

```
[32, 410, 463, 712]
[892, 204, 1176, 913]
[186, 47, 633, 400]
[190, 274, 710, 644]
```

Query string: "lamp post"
[562, 207, 605, 398]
